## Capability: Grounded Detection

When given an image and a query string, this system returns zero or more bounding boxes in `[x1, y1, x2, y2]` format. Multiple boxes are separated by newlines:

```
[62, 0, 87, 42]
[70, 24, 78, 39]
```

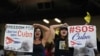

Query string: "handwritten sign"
[4, 24, 34, 52]
[68, 25, 97, 49]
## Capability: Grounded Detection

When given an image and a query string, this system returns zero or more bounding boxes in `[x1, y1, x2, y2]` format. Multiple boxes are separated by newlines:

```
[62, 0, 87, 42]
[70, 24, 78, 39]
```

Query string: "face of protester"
[34, 28, 42, 39]
[60, 29, 68, 37]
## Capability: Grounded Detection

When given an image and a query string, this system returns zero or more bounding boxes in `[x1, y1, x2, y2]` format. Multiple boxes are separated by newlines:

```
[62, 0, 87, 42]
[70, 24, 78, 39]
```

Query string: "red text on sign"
[70, 25, 94, 33]
[18, 30, 32, 37]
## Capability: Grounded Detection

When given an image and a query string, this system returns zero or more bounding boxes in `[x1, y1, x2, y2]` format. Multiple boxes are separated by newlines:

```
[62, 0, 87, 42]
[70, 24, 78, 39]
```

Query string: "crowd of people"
[0, 23, 100, 56]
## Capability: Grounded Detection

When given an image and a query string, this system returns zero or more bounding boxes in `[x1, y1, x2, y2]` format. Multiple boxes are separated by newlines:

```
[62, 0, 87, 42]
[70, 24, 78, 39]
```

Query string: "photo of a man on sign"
[68, 25, 97, 49]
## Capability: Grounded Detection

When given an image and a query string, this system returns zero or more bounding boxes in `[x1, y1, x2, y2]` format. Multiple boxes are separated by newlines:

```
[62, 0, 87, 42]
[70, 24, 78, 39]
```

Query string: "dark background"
[0, 0, 100, 53]
[0, 0, 100, 23]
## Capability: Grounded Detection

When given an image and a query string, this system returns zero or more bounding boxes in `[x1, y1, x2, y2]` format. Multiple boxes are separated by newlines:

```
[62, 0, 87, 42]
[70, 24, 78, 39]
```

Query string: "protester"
[31, 24, 50, 56]
[50, 23, 74, 56]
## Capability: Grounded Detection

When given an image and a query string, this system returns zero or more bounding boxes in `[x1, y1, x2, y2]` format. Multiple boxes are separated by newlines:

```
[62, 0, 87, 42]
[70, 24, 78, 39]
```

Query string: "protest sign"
[4, 24, 34, 52]
[68, 25, 97, 49]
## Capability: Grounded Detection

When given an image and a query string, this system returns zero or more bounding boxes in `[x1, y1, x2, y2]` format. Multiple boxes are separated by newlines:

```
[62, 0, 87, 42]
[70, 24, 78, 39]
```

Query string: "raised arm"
[50, 23, 69, 40]
[33, 24, 49, 31]
[33, 24, 50, 40]
[50, 24, 62, 40]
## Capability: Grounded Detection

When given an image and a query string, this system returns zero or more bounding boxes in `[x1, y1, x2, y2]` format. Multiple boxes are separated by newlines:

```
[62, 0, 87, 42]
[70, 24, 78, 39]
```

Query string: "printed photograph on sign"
[68, 25, 97, 49]
[4, 24, 34, 52]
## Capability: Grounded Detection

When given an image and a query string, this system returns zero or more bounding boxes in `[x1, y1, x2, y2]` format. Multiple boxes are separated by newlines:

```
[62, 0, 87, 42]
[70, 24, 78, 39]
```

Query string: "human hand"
[85, 22, 89, 25]
[33, 23, 40, 28]
[63, 23, 69, 26]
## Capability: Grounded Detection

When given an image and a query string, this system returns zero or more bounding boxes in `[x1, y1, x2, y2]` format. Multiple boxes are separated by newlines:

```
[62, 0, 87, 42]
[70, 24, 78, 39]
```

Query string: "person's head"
[59, 26, 68, 38]
[34, 27, 43, 40]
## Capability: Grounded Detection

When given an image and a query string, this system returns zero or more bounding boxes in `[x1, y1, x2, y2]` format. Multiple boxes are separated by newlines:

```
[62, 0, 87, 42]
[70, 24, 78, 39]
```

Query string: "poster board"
[68, 25, 97, 49]
[4, 24, 34, 52]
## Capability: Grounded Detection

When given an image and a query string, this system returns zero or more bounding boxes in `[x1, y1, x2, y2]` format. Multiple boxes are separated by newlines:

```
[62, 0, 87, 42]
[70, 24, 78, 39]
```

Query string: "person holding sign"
[32, 24, 50, 56]
[50, 23, 74, 56]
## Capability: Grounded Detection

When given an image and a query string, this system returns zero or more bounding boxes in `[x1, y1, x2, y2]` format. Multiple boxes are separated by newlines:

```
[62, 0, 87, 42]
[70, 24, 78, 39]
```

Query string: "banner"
[4, 24, 34, 52]
[68, 25, 97, 49]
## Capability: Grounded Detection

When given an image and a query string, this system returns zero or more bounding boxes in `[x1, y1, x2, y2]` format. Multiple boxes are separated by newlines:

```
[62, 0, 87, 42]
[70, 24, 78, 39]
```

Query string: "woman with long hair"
[50, 23, 74, 56]
[32, 24, 50, 56]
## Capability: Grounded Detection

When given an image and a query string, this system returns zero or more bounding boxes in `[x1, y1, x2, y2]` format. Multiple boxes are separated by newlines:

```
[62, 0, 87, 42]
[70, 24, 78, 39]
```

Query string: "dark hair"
[59, 27, 68, 31]
[59, 27, 68, 49]
[45, 42, 54, 50]
[58, 26, 68, 38]
[34, 27, 43, 40]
